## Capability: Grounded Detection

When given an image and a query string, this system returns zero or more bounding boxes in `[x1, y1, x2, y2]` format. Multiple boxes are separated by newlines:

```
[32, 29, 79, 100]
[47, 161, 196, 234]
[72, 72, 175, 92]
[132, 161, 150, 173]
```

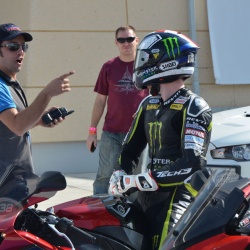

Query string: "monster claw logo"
[152, 235, 159, 249]
[162, 37, 180, 59]
[148, 121, 162, 152]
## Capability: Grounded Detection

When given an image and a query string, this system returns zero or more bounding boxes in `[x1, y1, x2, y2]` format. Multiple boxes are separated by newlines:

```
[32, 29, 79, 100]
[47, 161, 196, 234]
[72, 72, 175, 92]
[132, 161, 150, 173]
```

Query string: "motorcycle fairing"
[53, 196, 121, 229]
[162, 169, 250, 249]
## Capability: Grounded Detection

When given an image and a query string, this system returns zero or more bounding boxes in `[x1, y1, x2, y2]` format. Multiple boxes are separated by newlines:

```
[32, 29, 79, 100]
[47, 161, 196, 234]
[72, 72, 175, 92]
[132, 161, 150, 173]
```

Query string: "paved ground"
[37, 173, 96, 210]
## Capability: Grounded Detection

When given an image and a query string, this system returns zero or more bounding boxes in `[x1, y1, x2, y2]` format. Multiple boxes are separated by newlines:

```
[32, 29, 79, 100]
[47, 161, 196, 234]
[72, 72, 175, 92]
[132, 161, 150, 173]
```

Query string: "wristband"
[89, 127, 97, 135]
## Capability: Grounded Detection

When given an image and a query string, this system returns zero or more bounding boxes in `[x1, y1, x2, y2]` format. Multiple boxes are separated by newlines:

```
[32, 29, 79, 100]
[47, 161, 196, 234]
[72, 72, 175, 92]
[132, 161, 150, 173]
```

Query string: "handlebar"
[55, 217, 96, 244]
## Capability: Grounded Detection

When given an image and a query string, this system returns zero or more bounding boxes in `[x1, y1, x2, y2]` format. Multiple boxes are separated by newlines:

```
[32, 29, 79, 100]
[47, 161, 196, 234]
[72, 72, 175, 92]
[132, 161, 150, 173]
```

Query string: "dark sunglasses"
[0, 43, 29, 52]
[116, 37, 136, 44]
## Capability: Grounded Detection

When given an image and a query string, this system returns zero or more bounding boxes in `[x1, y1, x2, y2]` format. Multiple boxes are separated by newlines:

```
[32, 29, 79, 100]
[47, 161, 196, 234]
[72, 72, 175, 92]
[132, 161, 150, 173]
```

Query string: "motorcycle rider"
[108, 30, 212, 250]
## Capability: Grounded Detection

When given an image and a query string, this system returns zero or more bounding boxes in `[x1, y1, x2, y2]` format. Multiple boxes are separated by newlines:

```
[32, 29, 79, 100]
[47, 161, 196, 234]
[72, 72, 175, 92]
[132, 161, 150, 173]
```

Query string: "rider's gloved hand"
[118, 172, 159, 196]
[108, 169, 126, 197]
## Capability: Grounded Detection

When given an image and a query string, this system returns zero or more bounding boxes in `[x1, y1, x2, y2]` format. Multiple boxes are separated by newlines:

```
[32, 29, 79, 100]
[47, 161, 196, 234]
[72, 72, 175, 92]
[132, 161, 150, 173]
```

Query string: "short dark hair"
[115, 25, 136, 38]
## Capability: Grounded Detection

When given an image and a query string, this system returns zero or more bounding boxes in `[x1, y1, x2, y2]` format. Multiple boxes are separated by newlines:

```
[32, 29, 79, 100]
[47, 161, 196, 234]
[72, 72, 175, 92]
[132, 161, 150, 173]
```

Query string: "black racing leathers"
[117, 87, 212, 249]
[119, 87, 212, 187]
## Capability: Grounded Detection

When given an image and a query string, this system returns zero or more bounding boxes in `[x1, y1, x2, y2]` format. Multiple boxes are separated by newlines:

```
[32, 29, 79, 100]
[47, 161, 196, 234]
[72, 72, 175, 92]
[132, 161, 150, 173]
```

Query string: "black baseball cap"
[0, 23, 33, 42]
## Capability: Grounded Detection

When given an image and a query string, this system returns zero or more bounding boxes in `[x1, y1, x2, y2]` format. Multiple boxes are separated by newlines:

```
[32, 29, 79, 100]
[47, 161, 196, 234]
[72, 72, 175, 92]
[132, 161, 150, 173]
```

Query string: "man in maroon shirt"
[87, 25, 149, 194]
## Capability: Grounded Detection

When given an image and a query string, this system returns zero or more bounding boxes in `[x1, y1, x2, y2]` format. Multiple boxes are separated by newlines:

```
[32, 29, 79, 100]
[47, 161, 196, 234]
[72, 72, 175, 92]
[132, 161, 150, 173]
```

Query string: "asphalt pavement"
[37, 172, 96, 210]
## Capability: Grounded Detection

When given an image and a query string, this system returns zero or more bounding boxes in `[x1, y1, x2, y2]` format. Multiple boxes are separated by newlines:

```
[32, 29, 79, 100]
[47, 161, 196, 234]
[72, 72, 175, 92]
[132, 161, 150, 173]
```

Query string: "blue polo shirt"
[0, 77, 16, 112]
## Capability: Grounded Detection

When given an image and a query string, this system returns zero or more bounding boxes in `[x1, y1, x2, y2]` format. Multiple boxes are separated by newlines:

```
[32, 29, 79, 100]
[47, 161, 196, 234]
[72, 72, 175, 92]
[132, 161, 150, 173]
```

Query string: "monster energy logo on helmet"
[162, 37, 180, 59]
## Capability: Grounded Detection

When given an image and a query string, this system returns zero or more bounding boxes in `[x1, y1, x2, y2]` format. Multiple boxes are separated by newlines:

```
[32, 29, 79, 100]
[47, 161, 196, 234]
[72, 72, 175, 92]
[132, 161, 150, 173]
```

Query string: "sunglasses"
[0, 43, 29, 52]
[116, 37, 136, 44]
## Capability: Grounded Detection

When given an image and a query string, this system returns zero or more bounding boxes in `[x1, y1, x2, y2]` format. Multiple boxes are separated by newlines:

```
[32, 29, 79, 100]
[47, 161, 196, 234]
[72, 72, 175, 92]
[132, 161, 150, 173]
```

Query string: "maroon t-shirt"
[94, 57, 149, 133]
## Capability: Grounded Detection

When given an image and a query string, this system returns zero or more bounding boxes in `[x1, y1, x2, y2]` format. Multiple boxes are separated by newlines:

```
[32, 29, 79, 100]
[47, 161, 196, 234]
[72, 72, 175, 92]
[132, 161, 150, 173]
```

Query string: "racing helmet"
[133, 30, 199, 89]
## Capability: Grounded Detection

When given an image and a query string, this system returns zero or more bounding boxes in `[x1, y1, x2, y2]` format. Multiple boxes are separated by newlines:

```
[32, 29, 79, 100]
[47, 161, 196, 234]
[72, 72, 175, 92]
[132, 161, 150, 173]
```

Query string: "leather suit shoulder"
[187, 95, 210, 117]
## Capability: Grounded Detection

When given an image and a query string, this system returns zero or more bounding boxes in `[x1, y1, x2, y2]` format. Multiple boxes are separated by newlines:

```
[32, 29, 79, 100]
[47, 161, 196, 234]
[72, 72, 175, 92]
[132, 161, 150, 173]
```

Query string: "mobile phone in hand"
[90, 142, 96, 153]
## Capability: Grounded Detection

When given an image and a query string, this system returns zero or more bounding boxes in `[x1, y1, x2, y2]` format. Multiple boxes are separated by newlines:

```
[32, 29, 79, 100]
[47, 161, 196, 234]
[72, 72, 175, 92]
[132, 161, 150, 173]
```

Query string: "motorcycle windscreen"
[162, 169, 247, 250]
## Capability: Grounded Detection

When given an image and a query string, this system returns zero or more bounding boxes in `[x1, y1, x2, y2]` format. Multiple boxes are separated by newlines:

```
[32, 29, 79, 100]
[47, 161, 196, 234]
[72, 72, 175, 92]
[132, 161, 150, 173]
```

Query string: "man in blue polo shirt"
[0, 23, 74, 178]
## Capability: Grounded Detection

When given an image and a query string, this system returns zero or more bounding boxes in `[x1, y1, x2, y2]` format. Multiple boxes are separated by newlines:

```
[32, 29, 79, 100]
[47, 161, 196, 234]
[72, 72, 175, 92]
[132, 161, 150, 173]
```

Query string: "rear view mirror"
[35, 171, 67, 193]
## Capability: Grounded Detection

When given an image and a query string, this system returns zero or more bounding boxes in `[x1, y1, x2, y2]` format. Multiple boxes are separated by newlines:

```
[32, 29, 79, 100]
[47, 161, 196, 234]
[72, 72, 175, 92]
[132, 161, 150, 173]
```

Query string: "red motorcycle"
[2, 166, 250, 249]
[51, 169, 250, 250]
[0, 166, 95, 250]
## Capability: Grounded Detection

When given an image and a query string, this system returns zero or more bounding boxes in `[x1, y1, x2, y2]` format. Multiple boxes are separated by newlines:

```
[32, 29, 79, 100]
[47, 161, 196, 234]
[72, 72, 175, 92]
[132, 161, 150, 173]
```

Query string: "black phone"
[90, 142, 96, 153]
[42, 107, 74, 126]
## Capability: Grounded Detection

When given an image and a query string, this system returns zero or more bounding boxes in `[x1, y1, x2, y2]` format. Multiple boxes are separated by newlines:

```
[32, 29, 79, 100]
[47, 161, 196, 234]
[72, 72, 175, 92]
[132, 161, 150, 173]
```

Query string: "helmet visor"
[135, 49, 164, 71]
[135, 49, 150, 69]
